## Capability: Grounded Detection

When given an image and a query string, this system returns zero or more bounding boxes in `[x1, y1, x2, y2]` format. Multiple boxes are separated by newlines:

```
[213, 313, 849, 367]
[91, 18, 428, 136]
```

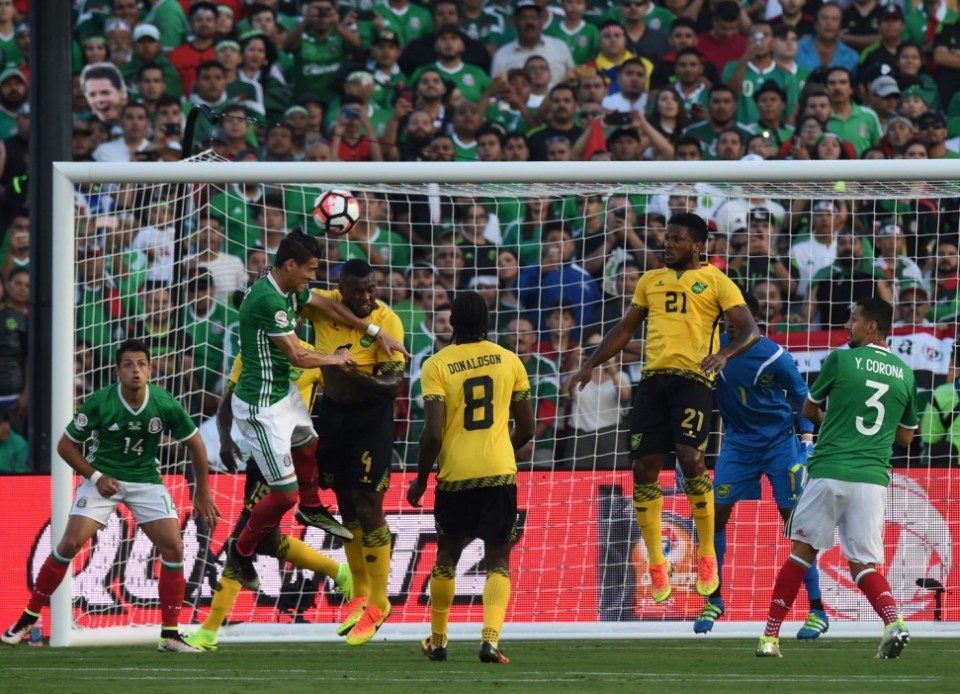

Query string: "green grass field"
[1, 639, 954, 694]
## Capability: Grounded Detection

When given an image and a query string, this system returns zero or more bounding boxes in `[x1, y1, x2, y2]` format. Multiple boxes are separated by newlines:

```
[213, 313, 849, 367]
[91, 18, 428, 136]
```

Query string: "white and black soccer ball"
[312, 189, 361, 236]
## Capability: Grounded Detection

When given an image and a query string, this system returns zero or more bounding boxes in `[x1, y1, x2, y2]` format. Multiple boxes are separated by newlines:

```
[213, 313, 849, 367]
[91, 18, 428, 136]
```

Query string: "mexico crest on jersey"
[148, 417, 162, 434]
[275, 310, 288, 328]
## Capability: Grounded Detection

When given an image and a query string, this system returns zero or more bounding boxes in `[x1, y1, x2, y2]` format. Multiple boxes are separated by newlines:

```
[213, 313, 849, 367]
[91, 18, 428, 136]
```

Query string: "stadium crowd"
[2, 0, 960, 471]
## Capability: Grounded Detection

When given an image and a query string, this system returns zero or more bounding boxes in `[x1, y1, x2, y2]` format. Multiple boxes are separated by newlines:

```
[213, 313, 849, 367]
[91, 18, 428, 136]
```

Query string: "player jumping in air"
[757, 297, 917, 659]
[693, 293, 827, 638]
[225, 232, 405, 593]
[408, 291, 535, 664]
[568, 213, 760, 603]
[186, 347, 353, 652]
[302, 259, 407, 646]
[2, 340, 220, 652]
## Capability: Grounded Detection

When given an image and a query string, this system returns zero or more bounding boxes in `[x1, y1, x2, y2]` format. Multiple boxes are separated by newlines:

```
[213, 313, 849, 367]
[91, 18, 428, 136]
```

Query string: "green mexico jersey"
[64, 384, 197, 484]
[235, 274, 310, 407]
[545, 19, 600, 66]
[292, 30, 347, 101]
[808, 345, 918, 486]
[721, 62, 799, 125]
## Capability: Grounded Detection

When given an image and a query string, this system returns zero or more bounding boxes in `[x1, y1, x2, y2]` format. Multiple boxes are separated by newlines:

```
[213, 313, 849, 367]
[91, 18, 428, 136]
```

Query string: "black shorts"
[314, 396, 394, 492]
[629, 373, 713, 457]
[434, 485, 518, 544]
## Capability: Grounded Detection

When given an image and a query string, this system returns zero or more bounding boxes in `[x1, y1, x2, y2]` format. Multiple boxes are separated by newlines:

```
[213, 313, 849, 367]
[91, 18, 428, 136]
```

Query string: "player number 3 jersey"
[807, 344, 918, 486]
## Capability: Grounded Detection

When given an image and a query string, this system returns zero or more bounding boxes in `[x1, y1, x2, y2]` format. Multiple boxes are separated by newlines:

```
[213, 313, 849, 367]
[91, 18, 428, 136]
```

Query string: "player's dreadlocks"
[450, 291, 489, 344]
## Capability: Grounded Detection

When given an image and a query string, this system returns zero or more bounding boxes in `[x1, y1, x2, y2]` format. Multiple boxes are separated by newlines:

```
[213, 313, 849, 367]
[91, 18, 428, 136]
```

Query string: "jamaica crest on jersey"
[148, 417, 162, 434]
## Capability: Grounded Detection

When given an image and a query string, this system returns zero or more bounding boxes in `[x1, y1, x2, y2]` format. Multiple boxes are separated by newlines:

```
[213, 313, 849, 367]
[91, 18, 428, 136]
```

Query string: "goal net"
[40, 158, 959, 645]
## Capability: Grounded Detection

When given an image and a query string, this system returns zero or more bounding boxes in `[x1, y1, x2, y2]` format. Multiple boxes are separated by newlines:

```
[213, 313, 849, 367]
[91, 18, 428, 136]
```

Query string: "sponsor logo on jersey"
[275, 310, 288, 328]
[692, 281, 708, 294]
[148, 417, 162, 434]
[108, 423, 120, 431]
[75, 413, 88, 430]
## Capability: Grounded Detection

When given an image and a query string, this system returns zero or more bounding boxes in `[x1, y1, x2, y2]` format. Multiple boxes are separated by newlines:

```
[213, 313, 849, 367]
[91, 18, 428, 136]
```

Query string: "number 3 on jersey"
[463, 375, 494, 430]
[856, 379, 889, 436]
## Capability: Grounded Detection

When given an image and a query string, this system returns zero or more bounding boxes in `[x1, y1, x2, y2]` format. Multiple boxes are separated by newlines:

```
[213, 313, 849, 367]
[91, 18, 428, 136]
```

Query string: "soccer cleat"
[345, 602, 391, 646]
[336, 597, 367, 637]
[421, 635, 447, 661]
[184, 627, 219, 652]
[693, 599, 725, 634]
[157, 634, 203, 653]
[225, 538, 260, 592]
[1, 622, 32, 646]
[695, 555, 720, 597]
[649, 560, 672, 603]
[295, 504, 354, 540]
[479, 641, 510, 664]
[755, 635, 782, 658]
[797, 609, 830, 640]
[876, 617, 910, 659]
[334, 563, 354, 600]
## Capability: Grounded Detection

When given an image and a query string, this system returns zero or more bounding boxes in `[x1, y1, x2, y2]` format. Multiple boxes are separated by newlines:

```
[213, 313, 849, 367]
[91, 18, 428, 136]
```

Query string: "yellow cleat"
[756, 635, 782, 658]
[337, 597, 367, 637]
[649, 560, 672, 603]
[345, 603, 391, 647]
[696, 555, 720, 597]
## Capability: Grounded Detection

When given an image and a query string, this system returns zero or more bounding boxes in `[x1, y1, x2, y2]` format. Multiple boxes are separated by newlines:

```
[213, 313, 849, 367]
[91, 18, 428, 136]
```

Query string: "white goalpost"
[47, 160, 960, 646]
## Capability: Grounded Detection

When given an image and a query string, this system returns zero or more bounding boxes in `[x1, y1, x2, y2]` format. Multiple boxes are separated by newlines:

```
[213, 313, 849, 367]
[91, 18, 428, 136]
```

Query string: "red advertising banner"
[0, 469, 956, 634]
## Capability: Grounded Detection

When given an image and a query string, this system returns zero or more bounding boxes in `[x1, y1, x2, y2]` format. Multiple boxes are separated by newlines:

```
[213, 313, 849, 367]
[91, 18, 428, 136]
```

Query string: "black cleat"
[479, 641, 510, 664]
[225, 538, 260, 591]
[295, 504, 354, 540]
[421, 636, 447, 661]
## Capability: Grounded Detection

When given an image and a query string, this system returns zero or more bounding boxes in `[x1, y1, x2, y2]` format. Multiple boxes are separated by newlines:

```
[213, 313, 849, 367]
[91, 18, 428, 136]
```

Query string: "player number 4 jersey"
[807, 344, 918, 486]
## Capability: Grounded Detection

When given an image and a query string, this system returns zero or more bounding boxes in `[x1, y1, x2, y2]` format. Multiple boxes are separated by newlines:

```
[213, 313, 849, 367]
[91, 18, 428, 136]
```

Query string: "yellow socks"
[430, 564, 455, 649]
[684, 472, 716, 558]
[277, 536, 340, 578]
[482, 567, 511, 646]
[202, 570, 242, 632]
[633, 481, 666, 565]
[362, 523, 392, 612]
[342, 520, 370, 598]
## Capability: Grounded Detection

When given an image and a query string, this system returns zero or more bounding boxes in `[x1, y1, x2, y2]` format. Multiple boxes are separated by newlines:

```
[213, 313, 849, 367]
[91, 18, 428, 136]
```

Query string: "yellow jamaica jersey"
[227, 339, 321, 409]
[420, 340, 531, 487]
[631, 263, 745, 383]
[301, 288, 405, 377]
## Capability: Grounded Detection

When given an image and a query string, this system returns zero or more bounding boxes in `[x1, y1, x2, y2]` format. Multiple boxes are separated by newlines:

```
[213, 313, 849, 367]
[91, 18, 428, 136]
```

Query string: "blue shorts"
[713, 435, 806, 508]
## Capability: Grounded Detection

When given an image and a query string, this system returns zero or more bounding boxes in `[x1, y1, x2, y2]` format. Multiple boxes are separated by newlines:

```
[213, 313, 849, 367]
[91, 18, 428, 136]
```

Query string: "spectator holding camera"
[331, 95, 383, 162]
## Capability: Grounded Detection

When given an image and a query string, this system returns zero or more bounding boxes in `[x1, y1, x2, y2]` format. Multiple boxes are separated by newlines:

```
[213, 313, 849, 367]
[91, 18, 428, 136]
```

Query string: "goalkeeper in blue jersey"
[693, 293, 827, 639]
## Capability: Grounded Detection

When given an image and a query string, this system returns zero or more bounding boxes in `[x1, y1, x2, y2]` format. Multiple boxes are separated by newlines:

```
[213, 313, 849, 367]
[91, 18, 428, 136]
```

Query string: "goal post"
[47, 159, 960, 646]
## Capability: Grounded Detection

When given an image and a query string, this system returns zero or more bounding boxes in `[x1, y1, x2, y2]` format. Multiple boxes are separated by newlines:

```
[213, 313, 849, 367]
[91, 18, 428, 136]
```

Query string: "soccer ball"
[312, 189, 361, 236]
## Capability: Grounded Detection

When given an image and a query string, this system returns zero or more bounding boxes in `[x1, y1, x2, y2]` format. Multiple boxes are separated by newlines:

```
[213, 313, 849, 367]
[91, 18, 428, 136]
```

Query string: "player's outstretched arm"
[271, 332, 356, 369]
[184, 431, 221, 530]
[306, 291, 411, 359]
[701, 304, 760, 376]
[566, 305, 646, 397]
[57, 433, 121, 498]
[407, 399, 446, 508]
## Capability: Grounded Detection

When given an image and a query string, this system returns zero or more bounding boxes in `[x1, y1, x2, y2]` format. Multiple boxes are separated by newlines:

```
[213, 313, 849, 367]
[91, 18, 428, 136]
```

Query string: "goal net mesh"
[56, 154, 957, 640]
